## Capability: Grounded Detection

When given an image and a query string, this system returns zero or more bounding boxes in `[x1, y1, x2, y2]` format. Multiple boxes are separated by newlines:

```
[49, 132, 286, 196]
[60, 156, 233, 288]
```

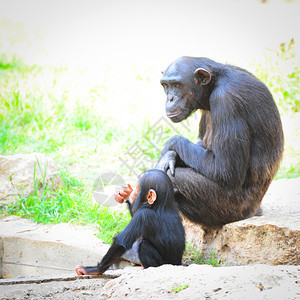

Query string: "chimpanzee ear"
[194, 68, 211, 85]
[147, 189, 157, 205]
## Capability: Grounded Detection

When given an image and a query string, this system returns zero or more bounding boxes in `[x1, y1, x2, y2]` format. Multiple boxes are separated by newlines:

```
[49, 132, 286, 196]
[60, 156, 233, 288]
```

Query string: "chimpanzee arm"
[162, 95, 251, 186]
[125, 200, 134, 216]
[115, 209, 145, 248]
[157, 111, 208, 174]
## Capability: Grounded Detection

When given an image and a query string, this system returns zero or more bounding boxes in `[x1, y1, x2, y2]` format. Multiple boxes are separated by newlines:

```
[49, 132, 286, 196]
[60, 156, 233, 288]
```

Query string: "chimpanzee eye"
[162, 83, 168, 89]
[175, 83, 180, 88]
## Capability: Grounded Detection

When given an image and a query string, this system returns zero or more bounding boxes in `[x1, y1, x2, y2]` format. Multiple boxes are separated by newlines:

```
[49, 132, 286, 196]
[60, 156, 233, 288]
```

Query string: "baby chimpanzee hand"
[114, 184, 133, 204]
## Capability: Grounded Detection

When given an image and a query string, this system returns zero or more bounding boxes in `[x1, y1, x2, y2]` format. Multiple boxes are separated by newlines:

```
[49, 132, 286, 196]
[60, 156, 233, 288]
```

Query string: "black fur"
[81, 170, 185, 274]
[156, 56, 284, 227]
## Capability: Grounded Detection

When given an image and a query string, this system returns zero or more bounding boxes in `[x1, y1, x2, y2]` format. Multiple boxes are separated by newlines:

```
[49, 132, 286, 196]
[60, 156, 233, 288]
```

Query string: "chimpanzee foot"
[76, 266, 87, 275]
[75, 265, 102, 275]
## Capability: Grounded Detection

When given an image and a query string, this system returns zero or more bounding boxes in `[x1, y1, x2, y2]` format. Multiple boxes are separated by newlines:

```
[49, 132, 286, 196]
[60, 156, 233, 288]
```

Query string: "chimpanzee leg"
[168, 167, 262, 227]
[76, 241, 126, 275]
[122, 240, 141, 265]
[138, 239, 165, 268]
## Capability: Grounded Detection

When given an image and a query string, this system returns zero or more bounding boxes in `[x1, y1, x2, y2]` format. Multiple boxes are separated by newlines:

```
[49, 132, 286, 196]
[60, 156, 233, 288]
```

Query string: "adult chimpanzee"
[76, 169, 185, 275]
[156, 56, 284, 227]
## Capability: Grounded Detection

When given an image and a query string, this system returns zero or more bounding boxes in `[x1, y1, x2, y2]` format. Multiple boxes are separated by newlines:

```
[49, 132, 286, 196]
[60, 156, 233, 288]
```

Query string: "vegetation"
[4, 165, 130, 244]
[172, 284, 189, 293]
[183, 244, 221, 267]
[0, 41, 299, 262]
[254, 39, 300, 114]
[253, 39, 300, 179]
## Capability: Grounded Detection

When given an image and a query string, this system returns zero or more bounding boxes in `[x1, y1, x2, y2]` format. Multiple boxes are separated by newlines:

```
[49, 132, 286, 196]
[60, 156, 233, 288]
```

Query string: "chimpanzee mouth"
[167, 111, 181, 118]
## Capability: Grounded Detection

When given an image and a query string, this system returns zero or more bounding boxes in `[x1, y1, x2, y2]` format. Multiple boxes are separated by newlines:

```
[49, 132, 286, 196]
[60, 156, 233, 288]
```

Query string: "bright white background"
[1, 0, 299, 70]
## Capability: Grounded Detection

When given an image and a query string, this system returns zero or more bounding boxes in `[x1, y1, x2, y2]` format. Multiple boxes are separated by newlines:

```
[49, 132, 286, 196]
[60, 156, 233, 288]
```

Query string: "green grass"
[95, 208, 131, 244]
[183, 244, 221, 267]
[254, 39, 300, 114]
[2, 168, 130, 244]
[172, 284, 189, 293]
[275, 164, 300, 180]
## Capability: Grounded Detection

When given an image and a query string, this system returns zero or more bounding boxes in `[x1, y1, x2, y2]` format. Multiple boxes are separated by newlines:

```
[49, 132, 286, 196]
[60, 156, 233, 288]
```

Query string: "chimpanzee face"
[160, 63, 196, 123]
[130, 182, 139, 203]
[160, 58, 211, 123]
[160, 77, 195, 123]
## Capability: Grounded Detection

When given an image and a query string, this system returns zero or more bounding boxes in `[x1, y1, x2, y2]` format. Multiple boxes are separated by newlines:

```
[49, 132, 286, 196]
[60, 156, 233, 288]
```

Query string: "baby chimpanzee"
[76, 169, 185, 275]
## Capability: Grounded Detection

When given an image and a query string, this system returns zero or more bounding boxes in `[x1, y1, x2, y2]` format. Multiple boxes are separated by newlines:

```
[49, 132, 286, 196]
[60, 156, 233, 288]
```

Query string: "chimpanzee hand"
[115, 184, 133, 204]
[156, 150, 177, 176]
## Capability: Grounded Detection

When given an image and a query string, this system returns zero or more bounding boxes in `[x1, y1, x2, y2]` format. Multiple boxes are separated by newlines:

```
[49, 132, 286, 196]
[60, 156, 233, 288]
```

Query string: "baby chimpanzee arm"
[115, 209, 144, 249]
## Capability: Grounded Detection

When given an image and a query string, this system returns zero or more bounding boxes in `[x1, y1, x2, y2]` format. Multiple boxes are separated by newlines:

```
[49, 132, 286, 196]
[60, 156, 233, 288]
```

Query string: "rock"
[100, 264, 300, 299]
[184, 178, 300, 266]
[0, 216, 108, 278]
[0, 153, 63, 204]
[0, 216, 135, 279]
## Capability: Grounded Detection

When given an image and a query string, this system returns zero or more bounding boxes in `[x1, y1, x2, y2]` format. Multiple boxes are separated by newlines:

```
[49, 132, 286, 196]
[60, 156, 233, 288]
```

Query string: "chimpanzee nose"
[168, 95, 174, 102]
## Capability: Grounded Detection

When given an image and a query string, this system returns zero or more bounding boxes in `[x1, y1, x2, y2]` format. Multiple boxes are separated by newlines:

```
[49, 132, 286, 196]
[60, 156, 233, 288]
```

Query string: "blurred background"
[1, 0, 299, 66]
[0, 0, 299, 233]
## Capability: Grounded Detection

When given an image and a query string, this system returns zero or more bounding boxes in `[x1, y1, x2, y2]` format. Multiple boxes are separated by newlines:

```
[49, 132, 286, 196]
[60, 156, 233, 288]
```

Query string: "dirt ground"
[1, 264, 299, 300]
[0, 275, 112, 300]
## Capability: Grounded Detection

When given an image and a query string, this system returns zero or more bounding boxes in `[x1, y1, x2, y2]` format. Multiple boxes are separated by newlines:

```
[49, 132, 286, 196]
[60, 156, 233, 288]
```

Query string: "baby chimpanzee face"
[130, 182, 139, 203]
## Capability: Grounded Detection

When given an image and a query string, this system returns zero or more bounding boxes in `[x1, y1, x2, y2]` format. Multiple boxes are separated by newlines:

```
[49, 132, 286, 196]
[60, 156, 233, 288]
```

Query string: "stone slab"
[0, 153, 63, 204]
[184, 178, 300, 265]
[0, 216, 120, 278]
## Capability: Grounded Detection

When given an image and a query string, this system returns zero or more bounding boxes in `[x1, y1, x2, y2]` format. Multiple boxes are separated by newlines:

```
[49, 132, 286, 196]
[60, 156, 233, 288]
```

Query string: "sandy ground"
[1, 264, 299, 300]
